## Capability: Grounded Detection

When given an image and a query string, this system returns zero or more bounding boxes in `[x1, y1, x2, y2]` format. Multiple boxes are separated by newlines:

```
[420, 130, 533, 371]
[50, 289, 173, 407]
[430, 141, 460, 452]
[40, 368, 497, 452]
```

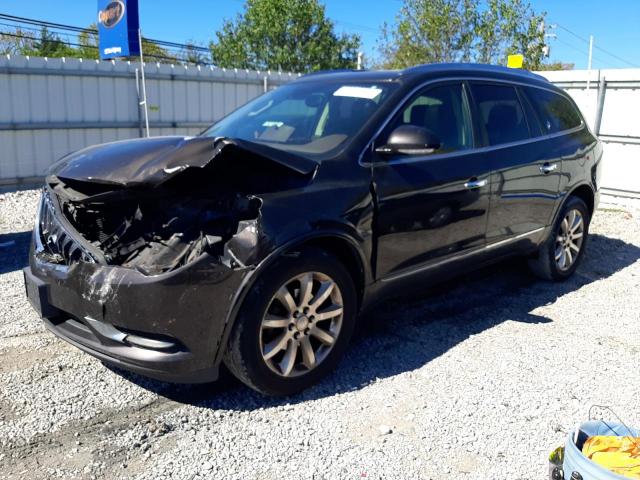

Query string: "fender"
[212, 229, 371, 367]
[550, 181, 596, 228]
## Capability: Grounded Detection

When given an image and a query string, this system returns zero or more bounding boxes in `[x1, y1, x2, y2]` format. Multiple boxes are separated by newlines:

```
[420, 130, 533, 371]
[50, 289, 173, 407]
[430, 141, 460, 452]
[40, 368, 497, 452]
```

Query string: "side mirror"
[375, 125, 441, 155]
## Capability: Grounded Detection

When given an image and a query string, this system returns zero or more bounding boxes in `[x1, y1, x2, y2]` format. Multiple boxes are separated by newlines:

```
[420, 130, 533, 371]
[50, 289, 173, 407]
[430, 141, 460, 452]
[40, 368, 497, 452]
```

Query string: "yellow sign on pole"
[507, 54, 524, 69]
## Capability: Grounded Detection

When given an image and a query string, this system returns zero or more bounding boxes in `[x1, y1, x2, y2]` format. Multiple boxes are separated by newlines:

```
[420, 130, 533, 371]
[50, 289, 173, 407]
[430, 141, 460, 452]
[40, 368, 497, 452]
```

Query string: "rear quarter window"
[524, 87, 583, 134]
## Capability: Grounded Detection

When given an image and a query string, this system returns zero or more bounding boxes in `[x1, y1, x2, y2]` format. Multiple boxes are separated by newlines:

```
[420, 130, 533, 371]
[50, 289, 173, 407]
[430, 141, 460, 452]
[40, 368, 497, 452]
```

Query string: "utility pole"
[543, 23, 557, 64]
[587, 35, 594, 91]
[138, 28, 150, 138]
[356, 52, 363, 70]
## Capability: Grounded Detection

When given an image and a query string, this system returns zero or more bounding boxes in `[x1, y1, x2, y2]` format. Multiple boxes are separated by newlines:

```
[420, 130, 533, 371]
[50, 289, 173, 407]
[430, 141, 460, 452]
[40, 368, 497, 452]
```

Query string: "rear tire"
[528, 196, 590, 281]
[223, 248, 357, 396]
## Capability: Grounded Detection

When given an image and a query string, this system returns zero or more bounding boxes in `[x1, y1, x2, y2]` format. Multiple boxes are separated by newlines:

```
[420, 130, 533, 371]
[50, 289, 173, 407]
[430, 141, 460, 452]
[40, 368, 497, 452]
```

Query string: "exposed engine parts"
[36, 137, 315, 276]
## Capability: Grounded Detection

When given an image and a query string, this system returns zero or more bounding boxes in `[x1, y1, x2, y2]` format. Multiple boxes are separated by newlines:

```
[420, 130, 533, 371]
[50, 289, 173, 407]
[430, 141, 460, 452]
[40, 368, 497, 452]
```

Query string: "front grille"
[36, 190, 97, 265]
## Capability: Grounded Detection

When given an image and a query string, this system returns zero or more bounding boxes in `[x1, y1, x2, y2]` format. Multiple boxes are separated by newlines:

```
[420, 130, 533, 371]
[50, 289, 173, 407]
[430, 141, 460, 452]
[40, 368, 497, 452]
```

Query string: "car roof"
[296, 63, 552, 89]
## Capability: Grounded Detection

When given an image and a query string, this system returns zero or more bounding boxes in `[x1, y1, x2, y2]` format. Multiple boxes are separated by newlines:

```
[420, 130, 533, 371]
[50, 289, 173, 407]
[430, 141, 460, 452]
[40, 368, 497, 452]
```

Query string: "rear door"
[468, 81, 563, 245]
[370, 82, 492, 279]
[521, 85, 589, 209]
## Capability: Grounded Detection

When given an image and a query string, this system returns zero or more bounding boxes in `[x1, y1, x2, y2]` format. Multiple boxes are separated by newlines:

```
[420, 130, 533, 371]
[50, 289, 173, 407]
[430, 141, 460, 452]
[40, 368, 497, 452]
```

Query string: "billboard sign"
[97, 0, 140, 59]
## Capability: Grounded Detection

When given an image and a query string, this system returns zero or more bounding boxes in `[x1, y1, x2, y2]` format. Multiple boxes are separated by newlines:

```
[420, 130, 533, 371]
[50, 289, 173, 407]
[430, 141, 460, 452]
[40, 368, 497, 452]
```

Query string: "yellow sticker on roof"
[507, 54, 524, 69]
[333, 86, 382, 100]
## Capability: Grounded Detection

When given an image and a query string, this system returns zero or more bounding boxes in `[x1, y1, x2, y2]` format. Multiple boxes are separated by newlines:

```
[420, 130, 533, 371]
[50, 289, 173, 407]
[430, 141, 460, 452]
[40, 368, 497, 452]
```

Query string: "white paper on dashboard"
[333, 86, 382, 100]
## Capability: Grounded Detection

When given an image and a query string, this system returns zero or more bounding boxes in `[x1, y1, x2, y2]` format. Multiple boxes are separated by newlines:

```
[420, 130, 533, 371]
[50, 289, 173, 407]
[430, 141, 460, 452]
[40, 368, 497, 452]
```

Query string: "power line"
[334, 20, 379, 34]
[0, 13, 91, 33]
[0, 31, 96, 52]
[553, 22, 640, 68]
[593, 43, 639, 68]
[0, 20, 87, 42]
[10, 10, 636, 69]
[0, 13, 210, 53]
[0, 9, 381, 64]
[0, 30, 211, 65]
[554, 23, 589, 44]
[552, 37, 617, 69]
[0, 13, 213, 65]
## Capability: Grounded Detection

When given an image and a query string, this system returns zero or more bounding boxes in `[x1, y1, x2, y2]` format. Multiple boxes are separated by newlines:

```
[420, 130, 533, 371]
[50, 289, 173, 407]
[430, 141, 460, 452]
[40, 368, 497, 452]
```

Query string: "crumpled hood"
[49, 136, 318, 188]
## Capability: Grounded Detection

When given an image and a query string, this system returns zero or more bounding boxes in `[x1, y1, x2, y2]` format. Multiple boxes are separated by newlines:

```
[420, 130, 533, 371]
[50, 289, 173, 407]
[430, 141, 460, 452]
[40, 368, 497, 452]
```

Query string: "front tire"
[528, 196, 590, 281]
[223, 248, 357, 396]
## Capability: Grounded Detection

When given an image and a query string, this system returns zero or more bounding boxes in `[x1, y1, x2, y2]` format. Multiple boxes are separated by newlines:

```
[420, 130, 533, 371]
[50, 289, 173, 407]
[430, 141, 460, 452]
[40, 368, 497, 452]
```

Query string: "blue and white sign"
[97, 0, 140, 59]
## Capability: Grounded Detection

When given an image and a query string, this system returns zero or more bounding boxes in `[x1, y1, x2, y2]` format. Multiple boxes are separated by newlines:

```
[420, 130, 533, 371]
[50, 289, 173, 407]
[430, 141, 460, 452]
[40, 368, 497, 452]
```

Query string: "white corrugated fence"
[0, 57, 638, 196]
[537, 68, 640, 197]
[0, 54, 298, 184]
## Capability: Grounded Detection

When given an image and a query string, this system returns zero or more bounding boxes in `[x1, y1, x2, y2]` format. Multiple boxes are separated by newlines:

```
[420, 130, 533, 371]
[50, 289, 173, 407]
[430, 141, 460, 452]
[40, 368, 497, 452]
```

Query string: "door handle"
[464, 178, 488, 189]
[540, 163, 558, 174]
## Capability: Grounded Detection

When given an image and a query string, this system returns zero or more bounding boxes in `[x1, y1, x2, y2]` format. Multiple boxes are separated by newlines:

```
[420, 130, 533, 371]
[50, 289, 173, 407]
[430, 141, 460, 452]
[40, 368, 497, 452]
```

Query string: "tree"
[537, 61, 574, 71]
[1, 26, 88, 58]
[73, 23, 177, 62]
[0, 28, 36, 56]
[76, 24, 99, 60]
[138, 39, 177, 63]
[210, 0, 361, 71]
[181, 41, 210, 65]
[20, 27, 76, 58]
[378, 0, 547, 70]
[0, 24, 177, 62]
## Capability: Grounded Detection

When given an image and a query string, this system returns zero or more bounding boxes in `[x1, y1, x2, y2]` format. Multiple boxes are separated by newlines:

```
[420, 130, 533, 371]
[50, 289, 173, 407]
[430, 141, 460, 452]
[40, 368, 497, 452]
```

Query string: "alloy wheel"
[259, 272, 344, 377]
[555, 208, 584, 271]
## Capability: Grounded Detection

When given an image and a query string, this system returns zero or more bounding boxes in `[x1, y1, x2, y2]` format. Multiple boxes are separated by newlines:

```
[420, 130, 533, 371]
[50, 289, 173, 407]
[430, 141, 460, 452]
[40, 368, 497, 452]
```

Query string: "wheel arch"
[569, 183, 596, 217]
[214, 231, 370, 367]
[289, 235, 368, 308]
[551, 183, 596, 228]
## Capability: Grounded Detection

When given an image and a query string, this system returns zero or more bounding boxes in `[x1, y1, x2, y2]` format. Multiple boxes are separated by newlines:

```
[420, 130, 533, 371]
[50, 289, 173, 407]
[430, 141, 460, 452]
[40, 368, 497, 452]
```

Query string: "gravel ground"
[1, 189, 639, 480]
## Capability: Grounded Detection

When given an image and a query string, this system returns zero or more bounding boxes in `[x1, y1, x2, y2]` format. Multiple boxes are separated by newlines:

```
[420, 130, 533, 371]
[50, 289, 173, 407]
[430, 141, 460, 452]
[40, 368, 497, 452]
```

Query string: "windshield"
[202, 81, 397, 157]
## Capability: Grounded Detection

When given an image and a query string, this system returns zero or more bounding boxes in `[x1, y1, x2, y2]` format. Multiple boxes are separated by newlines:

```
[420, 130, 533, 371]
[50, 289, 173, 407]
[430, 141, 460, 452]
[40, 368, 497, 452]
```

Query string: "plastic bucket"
[562, 420, 639, 480]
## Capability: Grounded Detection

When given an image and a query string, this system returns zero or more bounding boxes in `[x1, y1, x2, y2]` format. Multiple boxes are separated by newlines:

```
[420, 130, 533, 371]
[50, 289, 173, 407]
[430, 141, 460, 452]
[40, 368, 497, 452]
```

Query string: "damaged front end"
[25, 136, 317, 382]
[39, 137, 316, 275]
[41, 179, 263, 276]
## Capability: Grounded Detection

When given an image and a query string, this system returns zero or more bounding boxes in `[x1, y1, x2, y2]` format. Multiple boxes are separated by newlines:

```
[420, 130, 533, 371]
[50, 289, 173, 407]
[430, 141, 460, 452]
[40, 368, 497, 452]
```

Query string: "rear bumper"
[24, 249, 250, 384]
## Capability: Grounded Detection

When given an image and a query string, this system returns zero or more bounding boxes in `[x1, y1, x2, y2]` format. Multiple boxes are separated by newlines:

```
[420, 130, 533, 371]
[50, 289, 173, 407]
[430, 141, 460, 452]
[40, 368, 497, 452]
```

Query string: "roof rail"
[299, 68, 365, 78]
[402, 62, 547, 81]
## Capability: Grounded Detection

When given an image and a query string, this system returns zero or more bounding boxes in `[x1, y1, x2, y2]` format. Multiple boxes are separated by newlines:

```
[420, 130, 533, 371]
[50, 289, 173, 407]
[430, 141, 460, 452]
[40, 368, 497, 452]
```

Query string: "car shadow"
[112, 232, 640, 410]
[0, 231, 32, 275]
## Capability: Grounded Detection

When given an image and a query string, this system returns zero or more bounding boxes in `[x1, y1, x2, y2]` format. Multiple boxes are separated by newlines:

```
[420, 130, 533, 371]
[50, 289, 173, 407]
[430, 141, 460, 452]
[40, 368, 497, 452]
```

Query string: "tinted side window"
[519, 89, 544, 137]
[471, 83, 530, 146]
[389, 83, 472, 154]
[524, 87, 582, 133]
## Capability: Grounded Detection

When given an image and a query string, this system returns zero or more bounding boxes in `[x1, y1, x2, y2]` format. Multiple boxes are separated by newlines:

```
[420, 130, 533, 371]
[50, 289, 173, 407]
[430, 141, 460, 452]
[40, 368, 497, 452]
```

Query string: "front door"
[369, 82, 491, 279]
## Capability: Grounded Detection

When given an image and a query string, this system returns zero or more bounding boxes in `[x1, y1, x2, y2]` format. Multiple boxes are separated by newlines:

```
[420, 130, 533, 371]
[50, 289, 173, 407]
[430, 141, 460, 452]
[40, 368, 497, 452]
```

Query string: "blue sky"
[2, 0, 639, 69]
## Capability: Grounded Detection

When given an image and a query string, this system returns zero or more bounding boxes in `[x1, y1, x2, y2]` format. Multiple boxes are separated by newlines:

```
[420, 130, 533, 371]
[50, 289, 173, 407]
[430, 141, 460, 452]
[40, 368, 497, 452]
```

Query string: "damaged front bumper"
[22, 137, 315, 383]
[24, 185, 256, 383]
[24, 249, 249, 383]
